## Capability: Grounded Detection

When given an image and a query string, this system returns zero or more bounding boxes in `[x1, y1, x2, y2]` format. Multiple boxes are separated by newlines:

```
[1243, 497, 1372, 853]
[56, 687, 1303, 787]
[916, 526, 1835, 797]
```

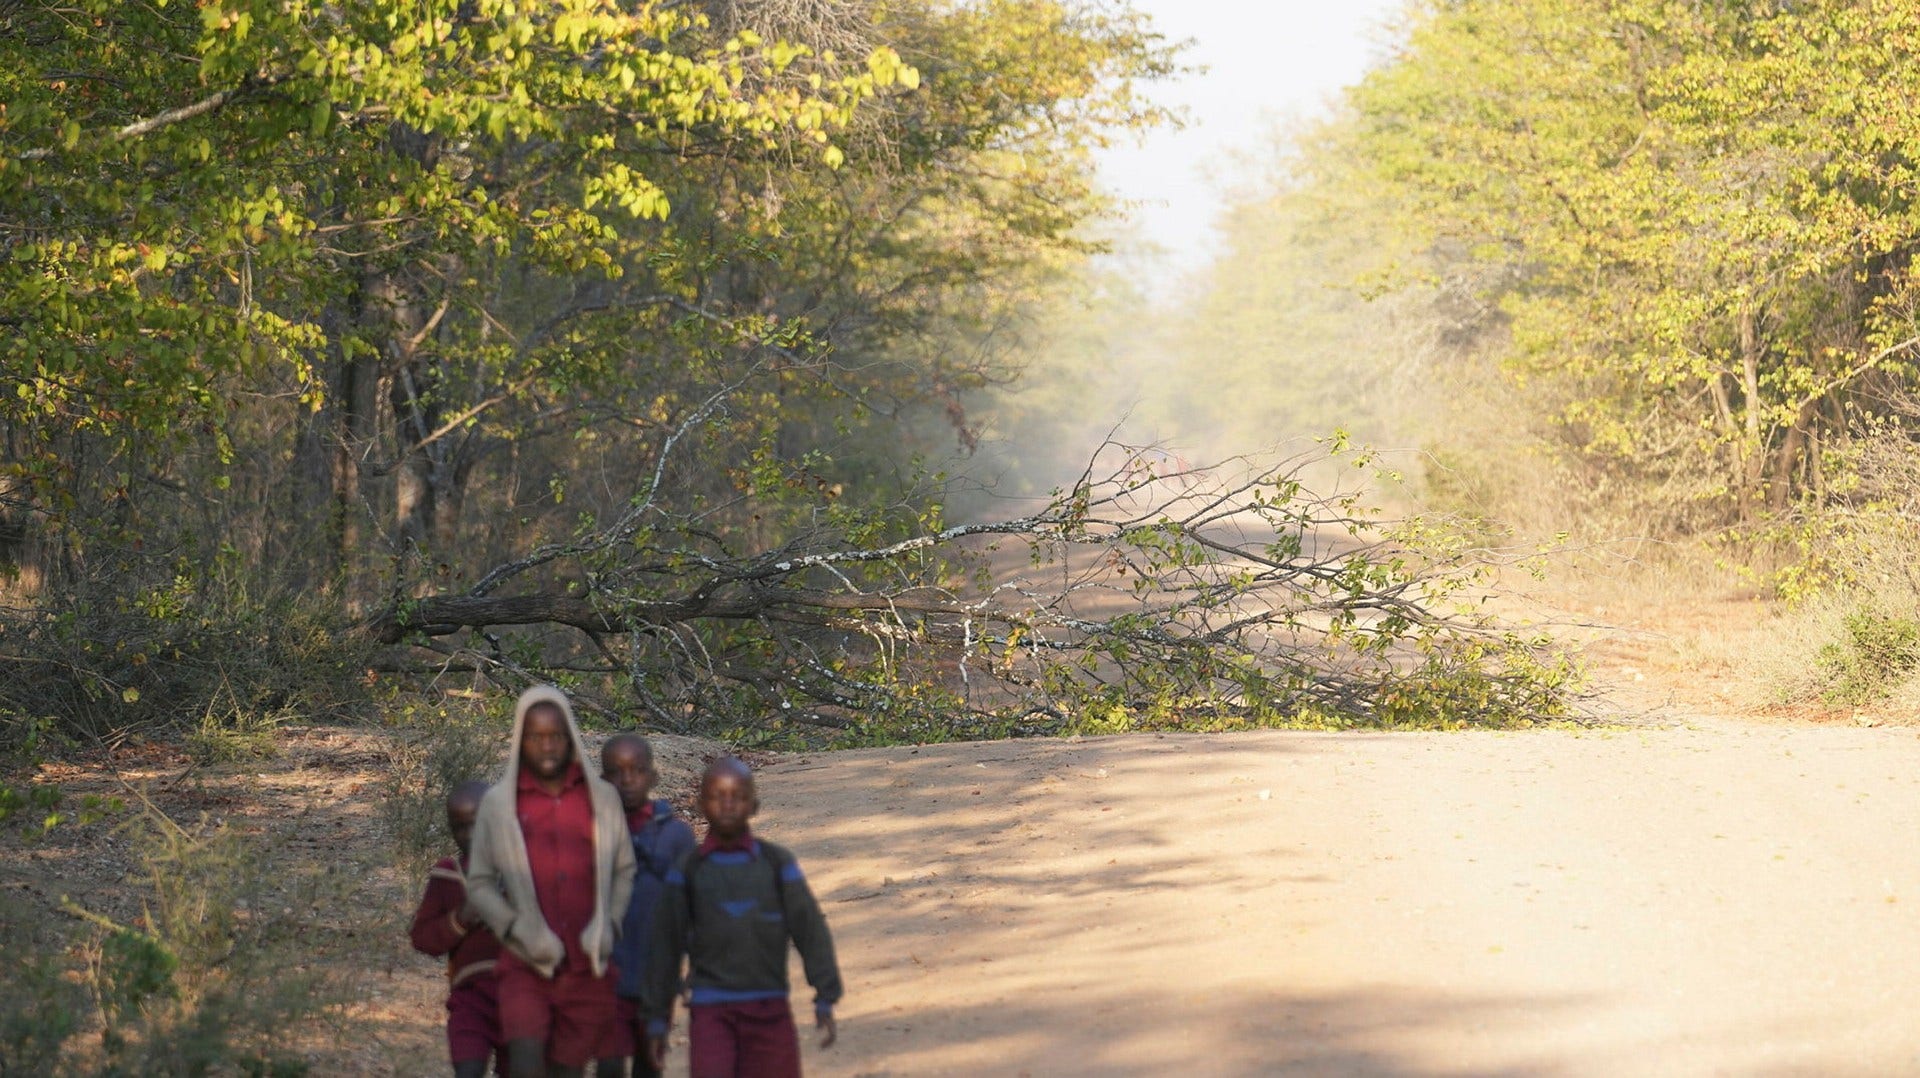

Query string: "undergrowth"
[0, 558, 375, 752]
[1, 795, 362, 1075]
[1814, 611, 1920, 706]
[376, 699, 509, 880]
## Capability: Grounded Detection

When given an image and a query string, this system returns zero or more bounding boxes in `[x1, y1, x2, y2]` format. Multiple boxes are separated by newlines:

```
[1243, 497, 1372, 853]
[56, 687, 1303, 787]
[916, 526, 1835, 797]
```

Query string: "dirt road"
[725, 724, 1920, 1076]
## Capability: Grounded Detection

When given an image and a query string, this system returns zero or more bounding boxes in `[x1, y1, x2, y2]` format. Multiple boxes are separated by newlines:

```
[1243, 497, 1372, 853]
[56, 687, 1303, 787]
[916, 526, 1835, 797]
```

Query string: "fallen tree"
[0, 359, 1572, 744]
[368, 419, 1575, 738]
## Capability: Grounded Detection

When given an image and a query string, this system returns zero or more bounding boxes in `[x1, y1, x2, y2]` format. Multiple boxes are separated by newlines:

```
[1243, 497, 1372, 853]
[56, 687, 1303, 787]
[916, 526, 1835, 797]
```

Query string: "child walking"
[597, 734, 696, 1078]
[411, 780, 504, 1078]
[643, 757, 842, 1078]
[466, 685, 637, 1078]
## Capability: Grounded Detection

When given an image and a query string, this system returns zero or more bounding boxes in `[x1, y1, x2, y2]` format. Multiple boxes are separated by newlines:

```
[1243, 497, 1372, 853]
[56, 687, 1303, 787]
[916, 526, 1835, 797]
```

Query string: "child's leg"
[592, 994, 643, 1078]
[505, 1039, 553, 1078]
[730, 999, 801, 1078]
[687, 1006, 737, 1078]
[497, 959, 558, 1078]
[450, 981, 503, 1078]
[689, 1003, 798, 1078]
[541, 967, 619, 1077]
[627, 1036, 661, 1078]
[620, 1006, 659, 1078]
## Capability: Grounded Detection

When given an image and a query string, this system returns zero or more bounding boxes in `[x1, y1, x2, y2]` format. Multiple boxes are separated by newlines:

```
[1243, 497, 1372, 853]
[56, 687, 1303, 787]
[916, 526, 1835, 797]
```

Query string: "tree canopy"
[0, 0, 1174, 584]
[1134, 0, 1920, 571]
[0, 0, 1593, 741]
[1344, 0, 1920, 531]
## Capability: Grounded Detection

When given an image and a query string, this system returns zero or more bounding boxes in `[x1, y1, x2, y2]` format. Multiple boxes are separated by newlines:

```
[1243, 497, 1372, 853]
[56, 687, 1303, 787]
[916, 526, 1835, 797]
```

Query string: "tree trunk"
[1737, 308, 1767, 524]
[1768, 398, 1818, 514]
[378, 125, 449, 567]
[328, 339, 379, 599]
[287, 303, 351, 590]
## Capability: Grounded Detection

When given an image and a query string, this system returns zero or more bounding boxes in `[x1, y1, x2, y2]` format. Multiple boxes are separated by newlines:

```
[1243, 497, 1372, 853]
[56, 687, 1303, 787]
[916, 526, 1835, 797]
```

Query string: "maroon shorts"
[688, 998, 801, 1078]
[447, 976, 502, 1065]
[604, 994, 638, 1059]
[496, 955, 619, 1069]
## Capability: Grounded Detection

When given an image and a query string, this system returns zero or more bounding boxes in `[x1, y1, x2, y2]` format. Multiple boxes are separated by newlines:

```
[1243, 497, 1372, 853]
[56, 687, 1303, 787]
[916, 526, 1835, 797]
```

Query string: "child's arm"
[462, 806, 517, 941]
[778, 851, 844, 1046]
[641, 858, 691, 1038]
[660, 819, 695, 872]
[607, 809, 637, 938]
[408, 863, 469, 957]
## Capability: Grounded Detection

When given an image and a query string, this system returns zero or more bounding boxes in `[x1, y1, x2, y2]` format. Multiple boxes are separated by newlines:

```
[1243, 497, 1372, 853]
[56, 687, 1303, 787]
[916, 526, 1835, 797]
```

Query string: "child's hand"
[817, 1011, 838, 1049]
[648, 1033, 668, 1072]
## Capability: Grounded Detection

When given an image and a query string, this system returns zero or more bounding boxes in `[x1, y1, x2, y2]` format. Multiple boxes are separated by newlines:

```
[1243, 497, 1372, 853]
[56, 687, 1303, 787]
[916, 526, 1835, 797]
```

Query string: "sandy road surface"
[715, 725, 1920, 1077]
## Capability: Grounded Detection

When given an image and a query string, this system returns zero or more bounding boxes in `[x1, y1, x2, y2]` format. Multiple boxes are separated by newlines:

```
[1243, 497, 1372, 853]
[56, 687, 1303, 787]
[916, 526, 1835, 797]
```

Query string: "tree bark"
[1738, 307, 1767, 524]
[1768, 398, 1818, 514]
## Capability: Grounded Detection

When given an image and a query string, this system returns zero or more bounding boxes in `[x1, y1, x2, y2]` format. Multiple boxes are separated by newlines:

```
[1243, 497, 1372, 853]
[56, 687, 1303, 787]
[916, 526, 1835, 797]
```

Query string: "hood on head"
[502, 684, 592, 789]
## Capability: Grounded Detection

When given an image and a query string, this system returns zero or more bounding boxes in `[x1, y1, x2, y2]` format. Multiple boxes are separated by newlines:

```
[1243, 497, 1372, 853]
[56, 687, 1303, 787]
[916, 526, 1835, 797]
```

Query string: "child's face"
[698, 769, 758, 842]
[519, 704, 573, 782]
[601, 742, 656, 811]
[446, 800, 479, 858]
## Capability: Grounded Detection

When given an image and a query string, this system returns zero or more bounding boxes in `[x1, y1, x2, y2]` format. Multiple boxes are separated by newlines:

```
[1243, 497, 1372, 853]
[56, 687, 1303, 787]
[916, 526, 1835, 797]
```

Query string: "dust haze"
[944, 137, 1468, 522]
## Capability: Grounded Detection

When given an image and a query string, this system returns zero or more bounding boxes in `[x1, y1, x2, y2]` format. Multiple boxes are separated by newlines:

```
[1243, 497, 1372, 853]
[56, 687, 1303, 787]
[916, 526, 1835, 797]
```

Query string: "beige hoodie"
[465, 685, 636, 978]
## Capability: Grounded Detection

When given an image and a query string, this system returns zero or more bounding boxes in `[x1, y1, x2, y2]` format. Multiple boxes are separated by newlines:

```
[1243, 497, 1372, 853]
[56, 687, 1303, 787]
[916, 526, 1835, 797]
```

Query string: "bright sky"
[1096, 0, 1407, 271]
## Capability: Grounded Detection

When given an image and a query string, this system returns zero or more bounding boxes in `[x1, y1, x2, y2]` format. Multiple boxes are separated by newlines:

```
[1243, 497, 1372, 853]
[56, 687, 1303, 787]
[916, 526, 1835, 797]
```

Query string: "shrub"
[0, 921, 84, 1075]
[377, 702, 507, 879]
[1814, 610, 1920, 706]
[57, 799, 354, 1076]
[0, 557, 375, 748]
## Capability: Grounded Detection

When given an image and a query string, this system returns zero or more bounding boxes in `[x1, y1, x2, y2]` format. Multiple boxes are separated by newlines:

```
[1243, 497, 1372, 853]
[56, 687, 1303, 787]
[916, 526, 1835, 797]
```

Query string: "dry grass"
[1486, 537, 1798, 723]
[1490, 530, 1920, 727]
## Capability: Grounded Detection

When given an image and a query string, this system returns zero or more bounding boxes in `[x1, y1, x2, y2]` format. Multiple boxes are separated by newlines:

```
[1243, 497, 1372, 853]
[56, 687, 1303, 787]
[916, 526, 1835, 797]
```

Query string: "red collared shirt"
[697, 827, 755, 856]
[625, 801, 656, 833]
[516, 760, 597, 972]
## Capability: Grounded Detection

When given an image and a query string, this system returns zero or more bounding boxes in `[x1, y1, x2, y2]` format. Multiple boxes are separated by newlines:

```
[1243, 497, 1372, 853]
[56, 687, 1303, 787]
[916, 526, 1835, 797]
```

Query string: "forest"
[10, 0, 1920, 1066]
[8, 0, 1920, 744]
[2, 0, 1607, 756]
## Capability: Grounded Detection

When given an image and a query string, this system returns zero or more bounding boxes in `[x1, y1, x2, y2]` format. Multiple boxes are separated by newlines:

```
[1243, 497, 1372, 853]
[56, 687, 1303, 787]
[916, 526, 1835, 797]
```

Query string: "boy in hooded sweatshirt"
[596, 734, 695, 1078]
[466, 686, 637, 1078]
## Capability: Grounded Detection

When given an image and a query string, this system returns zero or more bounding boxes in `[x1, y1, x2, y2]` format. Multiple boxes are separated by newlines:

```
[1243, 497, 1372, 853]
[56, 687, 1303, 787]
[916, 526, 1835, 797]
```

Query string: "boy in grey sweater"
[643, 757, 841, 1077]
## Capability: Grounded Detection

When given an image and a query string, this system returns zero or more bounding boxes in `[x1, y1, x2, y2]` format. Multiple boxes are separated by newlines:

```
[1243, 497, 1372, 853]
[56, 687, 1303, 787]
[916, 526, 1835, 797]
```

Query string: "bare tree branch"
[370, 437, 1573, 730]
[17, 82, 268, 160]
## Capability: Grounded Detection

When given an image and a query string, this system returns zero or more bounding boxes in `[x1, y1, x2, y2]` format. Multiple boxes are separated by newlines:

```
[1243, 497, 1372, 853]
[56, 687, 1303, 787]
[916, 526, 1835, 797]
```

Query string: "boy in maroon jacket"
[411, 780, 505, 1078]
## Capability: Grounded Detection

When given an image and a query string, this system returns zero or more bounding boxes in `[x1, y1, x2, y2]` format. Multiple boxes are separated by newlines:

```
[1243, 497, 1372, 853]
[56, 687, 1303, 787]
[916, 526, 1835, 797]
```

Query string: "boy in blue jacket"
[597, 734, 695, 1078]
